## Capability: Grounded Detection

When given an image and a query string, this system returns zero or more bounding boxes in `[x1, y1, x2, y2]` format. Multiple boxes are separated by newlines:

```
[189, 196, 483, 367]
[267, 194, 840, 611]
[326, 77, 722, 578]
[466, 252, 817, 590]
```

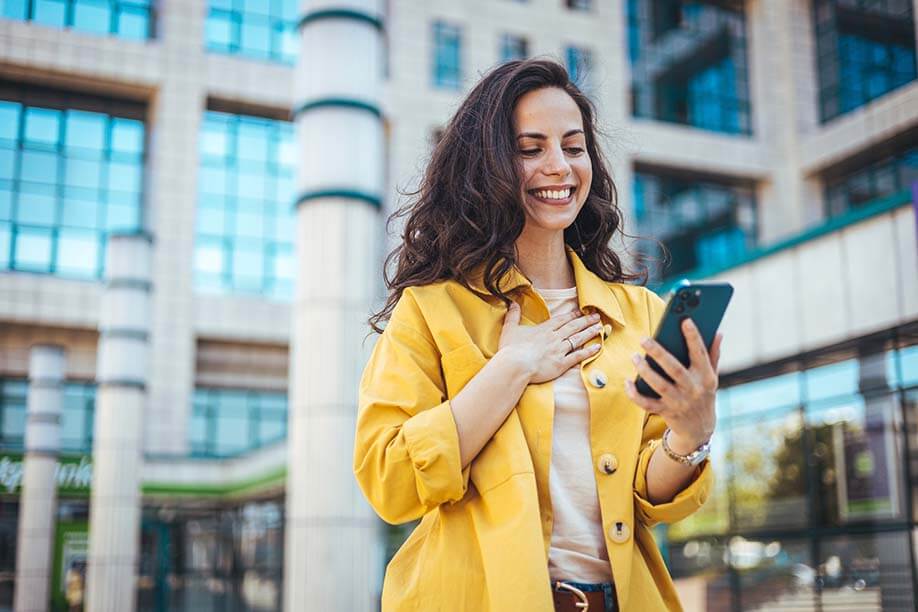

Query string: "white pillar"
[85, 232, 152, 612]
[14, 345, 66, 612]
[285, 1, 385, 610]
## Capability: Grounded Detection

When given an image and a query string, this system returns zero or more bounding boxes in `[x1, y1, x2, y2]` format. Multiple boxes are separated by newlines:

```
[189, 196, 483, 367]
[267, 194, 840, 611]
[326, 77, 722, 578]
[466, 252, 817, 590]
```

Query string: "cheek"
[576, 159, 593, 192]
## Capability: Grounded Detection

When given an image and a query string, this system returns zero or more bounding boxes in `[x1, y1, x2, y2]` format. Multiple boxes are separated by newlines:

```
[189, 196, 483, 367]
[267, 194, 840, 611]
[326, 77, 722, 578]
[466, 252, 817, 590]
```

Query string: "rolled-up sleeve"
[632, 414, 713, 527]
[353, 292, 469, 525]
[631, 287, 713, 526]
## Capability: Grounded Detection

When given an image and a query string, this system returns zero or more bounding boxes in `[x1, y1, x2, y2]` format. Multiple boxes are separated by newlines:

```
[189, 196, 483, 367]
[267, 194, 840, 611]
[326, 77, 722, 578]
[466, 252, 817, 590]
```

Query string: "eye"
[519, 148, 540, 157]
[565, 147, 585, 155]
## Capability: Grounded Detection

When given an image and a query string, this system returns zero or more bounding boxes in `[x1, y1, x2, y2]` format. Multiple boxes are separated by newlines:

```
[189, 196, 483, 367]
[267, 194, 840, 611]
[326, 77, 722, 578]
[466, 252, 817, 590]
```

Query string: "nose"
[541, 143, 571, 177]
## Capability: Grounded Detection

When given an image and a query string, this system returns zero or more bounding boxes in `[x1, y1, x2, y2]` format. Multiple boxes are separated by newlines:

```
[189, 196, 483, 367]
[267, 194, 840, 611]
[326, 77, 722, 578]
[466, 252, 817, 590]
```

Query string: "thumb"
[503, 301, 521, 327]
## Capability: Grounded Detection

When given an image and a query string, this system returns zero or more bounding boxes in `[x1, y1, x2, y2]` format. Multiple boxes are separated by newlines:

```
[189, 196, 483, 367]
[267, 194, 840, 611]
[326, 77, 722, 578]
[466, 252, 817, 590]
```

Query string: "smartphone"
[635, 281, 734, 399]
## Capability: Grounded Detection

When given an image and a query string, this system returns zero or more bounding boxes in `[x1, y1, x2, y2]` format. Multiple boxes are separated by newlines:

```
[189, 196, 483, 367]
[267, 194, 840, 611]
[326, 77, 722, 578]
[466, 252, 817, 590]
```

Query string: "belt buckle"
[554, 581, 589, 611]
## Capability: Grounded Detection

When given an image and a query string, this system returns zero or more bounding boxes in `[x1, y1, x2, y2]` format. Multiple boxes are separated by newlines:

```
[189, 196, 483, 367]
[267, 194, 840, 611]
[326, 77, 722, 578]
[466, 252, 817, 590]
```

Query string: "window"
[632, 167, 756, 282]
[432, 21, 462, 89]
[814, 0, 916, 122]
[626, 0, 751, 134]
[0, 0, 153, 40]
[0, 83, 146, 279]
[824, 143, 917, 218]
[499, 33, 528, 63]
[205, 0, 299, 64]
[195, 110, 295, 300]
[665, 328, 918, 610]
[189, 388, 287, 457]
[565, 45, 593, 92]
[0, 378, 94, 453]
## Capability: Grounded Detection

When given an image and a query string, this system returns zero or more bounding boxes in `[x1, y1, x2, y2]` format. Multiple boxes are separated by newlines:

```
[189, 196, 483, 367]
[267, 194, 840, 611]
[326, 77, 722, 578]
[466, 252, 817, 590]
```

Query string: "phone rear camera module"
[687, 295, 700, 308]
[674, 303, 685, 314]
[678, 291, 689, 301]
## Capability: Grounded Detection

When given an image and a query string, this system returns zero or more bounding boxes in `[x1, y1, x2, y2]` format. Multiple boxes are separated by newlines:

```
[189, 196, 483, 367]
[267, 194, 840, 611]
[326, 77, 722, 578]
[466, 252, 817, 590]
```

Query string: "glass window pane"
[818, 532, 914, 610]
[0, 102, 21, 141]
[240, 20, 271, 57]
[734, 539, 815, 612]
[65, 157, 102, 190]
[807, 393, 906, 524]
[14, 226, 54, 270]
[0, 148, 16, 181]
[195, 239, 226, 276]
[60, 188, 102, 229]
[111, 118, 144, 154]
[117, 6, 149, 40]
[65, 110, 107, 150]
[1, 399, 26, 443]
[33, 0, 67, 28]
[56, 228, 100, 277]
[24, 108, 61, 146]
[805, 359, 859, 403]
[73, 0, 113, 35]
[16, 182, 58, 226]
[106, 160, 142, 193]
[19, 150, 59, 184]
[0, 222, 10, 268]
[729, 409, 808, 530]
[1, 0, 29, 20]
[206, 11, 236, 50]
[729, 372, 802, 416]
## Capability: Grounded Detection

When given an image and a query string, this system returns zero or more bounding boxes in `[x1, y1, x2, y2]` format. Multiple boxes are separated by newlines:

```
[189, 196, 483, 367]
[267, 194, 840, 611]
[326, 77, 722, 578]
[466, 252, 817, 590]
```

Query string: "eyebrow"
[516, 129, 584, 140]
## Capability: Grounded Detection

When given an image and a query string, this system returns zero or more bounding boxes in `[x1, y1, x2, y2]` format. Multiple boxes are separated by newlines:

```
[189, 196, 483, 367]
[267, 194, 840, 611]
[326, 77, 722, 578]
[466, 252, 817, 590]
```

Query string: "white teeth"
[534, 188, 572, 200]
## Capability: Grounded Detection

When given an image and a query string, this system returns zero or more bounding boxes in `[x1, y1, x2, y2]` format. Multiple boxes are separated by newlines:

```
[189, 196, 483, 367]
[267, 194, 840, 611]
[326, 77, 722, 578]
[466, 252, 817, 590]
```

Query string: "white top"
[535, 286, 613, 583]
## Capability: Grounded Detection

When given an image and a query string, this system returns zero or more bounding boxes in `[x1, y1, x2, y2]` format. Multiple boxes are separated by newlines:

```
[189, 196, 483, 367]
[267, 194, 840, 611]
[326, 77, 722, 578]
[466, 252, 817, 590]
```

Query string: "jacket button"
[602, 323, 612, 337]
[608, 520, 631, 543]
[588, 370, 607, 389]
[597, 453, 618, 475]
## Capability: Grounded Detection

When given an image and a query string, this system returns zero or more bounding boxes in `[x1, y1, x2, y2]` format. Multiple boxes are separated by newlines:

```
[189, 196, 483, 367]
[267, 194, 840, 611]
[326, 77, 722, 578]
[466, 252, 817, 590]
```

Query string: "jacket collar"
[466, 246, 627, 328]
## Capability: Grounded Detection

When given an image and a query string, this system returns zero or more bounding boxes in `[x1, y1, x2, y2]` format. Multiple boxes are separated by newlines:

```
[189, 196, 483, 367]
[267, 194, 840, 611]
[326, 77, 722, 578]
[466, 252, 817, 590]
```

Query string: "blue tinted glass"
[2, 0, 29, 19]
[0, 222, 10, 267]
[73, 0, 112, 35]
[65, 157, 102, 189]
[729, 372, 802, 416]
[0, 186, 12, 220]
[117, 6, 148, 40]
[65, 110, 107, 150]
[24, 108, 61, 145]
[60, 192, 101, 229]
[901, 345, 918, 386]
[195, 111, 293, 298]
[240, 19, 271, 56]
[206, 11, 235, 50]
[0, 102, 21, 141]
[34, 0, 68, 28]
[244, 0, 270, 15]
[16, 183, 57, 225]
[56, 228, 99, 277]
[110, 118, 144, 154]
[0, 149, 16, 181]
[106, 160, 142, 193]
[19, 150, 59, 183]
[14, 226, 54, 269]
[805, 359, 859, 403]
[105, 201, 139, 231]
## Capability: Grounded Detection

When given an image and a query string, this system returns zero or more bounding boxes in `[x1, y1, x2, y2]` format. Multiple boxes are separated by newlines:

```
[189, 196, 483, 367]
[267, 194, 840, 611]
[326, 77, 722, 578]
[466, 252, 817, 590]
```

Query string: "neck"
[514, 227, 575, 290]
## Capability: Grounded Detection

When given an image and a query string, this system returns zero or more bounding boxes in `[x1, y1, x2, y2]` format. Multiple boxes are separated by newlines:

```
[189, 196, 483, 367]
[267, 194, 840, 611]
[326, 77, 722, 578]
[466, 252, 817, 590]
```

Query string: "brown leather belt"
[552, 581, 607, 612]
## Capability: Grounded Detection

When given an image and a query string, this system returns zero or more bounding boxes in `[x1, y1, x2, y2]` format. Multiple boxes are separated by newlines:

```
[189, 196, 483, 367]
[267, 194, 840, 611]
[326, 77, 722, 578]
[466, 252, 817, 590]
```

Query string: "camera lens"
[687, 295, 700, 308]
[679, 291, 689, 300]
[674, 303, 685, 314]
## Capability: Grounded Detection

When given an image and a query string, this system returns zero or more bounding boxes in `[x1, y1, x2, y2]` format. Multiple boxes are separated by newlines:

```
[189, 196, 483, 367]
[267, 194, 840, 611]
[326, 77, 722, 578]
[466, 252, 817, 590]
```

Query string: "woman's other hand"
[624, 318, 723, 452]
[498, 301, 601, 385]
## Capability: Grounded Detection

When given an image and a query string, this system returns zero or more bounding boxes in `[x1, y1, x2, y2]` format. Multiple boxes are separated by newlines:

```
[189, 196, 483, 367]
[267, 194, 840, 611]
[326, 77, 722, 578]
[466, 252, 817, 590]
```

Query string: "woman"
[354, 59, 722, 612]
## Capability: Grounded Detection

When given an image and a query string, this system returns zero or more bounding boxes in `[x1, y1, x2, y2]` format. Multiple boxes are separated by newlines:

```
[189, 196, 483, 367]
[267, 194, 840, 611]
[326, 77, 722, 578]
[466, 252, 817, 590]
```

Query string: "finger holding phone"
[624, 319, 723, 453]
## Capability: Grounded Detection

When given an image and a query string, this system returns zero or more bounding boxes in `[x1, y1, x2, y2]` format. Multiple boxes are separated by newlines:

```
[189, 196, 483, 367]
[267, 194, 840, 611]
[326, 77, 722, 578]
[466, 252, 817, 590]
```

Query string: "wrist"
[494, 347, 536, 384]
[666, 430, 708, 455]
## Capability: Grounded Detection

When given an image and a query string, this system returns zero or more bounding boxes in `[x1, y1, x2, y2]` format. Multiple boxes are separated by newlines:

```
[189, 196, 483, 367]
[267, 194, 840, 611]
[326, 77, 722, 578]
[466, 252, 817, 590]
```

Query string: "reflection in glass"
[734, 538, 815, 611]
[4, 0, 153, 39]
[808, 393, 904, 525]
[819, 533, 914, 611]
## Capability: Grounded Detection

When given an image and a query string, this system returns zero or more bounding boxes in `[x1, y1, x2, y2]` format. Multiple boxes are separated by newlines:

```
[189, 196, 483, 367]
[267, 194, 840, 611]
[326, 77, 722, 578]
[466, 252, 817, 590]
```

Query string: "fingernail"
[631, 353, 641, 364]
[640, 337, 651, 348]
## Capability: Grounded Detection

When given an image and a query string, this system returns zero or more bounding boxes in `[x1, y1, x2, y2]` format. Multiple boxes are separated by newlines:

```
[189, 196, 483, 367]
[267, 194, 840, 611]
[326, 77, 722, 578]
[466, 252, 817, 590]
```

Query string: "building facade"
[0, 0, 915, 611]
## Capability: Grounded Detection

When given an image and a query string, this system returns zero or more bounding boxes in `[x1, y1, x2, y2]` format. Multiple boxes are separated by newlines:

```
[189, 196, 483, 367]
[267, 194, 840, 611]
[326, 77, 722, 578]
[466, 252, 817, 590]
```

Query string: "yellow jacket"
[354, 246, 712, 611]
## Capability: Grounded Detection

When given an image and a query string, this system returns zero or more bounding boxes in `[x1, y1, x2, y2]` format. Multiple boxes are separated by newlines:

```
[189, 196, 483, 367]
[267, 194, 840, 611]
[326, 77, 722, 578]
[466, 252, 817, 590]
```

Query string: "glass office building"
[0, 1, 916, 610]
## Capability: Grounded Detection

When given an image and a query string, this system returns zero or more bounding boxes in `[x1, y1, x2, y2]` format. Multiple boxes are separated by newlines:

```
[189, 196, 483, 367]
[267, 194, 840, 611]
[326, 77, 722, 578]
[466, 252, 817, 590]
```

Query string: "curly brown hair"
[368, 58, 645, 333]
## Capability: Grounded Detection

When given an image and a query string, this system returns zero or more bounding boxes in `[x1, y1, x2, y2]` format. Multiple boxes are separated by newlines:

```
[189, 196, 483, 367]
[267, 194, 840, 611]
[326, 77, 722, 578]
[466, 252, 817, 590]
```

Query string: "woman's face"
[513, 86, 592, 236]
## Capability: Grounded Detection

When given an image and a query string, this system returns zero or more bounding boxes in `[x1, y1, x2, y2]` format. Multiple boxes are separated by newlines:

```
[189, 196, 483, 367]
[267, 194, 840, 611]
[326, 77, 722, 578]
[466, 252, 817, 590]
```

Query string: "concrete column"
[14, 345, 66, 612]
[748, 0, 820, 243]
[285, 1, 385, 610]
[85, 232, 153, 612]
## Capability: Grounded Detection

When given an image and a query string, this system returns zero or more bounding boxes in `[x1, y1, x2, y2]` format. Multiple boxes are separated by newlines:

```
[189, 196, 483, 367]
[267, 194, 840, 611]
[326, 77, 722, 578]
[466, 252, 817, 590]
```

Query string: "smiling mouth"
[527, 186, 575, 203]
